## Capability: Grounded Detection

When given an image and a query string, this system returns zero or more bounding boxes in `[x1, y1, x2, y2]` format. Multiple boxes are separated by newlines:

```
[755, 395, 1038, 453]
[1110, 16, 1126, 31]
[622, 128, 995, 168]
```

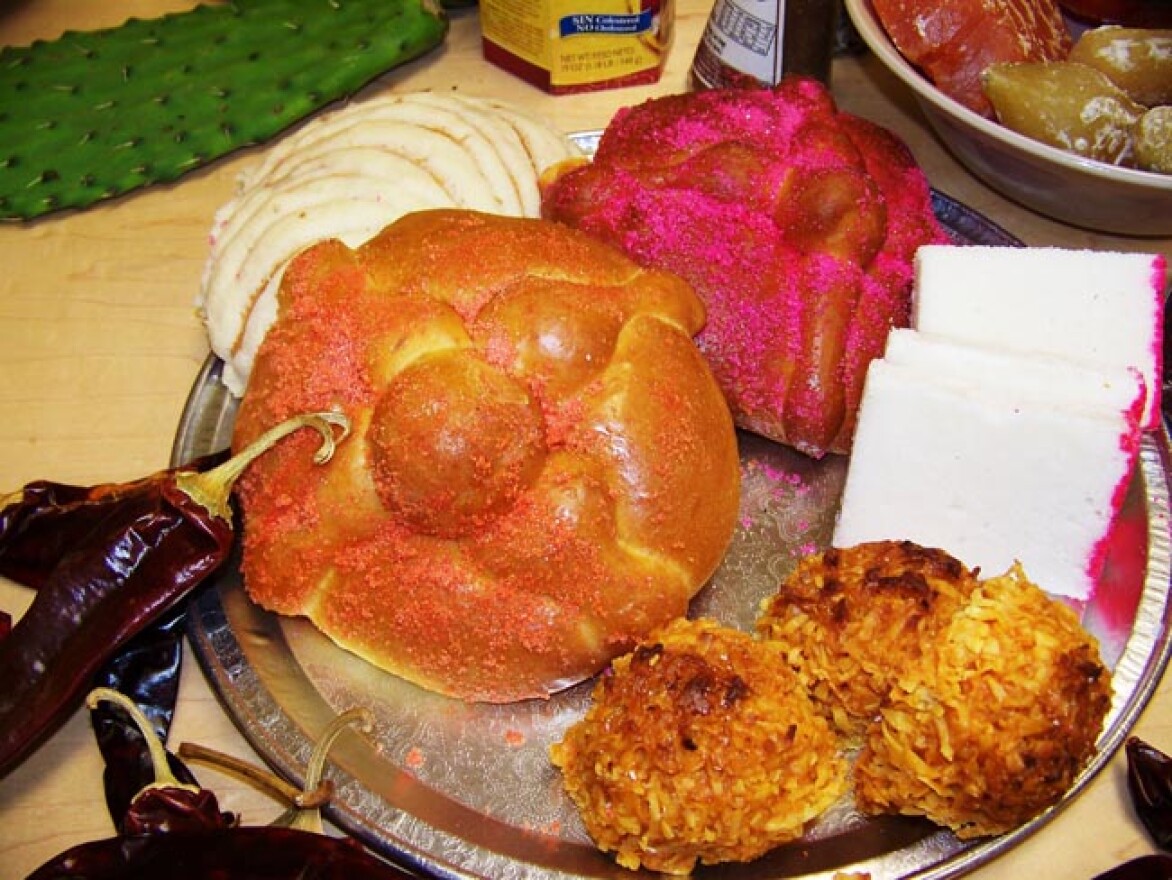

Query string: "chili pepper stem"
[177, 707, 374, 833]
[284, 707, 374, 833]
[178, 741, 333, 808]
[175, 410, 350, 521]
[86, 687, 200, 796]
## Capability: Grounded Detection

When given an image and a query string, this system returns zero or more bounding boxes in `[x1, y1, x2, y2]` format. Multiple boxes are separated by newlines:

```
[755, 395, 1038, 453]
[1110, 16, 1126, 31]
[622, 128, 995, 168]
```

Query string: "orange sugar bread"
[232, 209, 741, 702]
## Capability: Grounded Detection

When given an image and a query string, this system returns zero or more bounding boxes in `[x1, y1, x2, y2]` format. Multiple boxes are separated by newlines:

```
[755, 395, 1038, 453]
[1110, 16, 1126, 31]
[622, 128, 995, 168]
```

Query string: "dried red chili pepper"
[0, 452, 226, 591]
[86, 688, 235, 836]
[1089, 738, 1172, 879]
[85, 464, 227, 826]
[1128, 736, 1172, 851]
[26, 825, 413, 879]
[25, 692, 411, 880]
[1093, 854, 1172, 879]
[89, 613, 204, 829]
[0, 411, 349, 778]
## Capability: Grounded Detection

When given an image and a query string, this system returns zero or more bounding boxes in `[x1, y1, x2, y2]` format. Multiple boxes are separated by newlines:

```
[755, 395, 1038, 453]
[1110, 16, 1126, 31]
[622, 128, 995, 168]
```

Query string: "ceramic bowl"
[844, 0, 1172, 237]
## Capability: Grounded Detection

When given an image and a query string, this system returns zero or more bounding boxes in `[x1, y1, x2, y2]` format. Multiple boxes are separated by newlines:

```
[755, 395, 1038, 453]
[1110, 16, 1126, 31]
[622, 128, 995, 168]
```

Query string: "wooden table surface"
[1, 2, 1170, 878]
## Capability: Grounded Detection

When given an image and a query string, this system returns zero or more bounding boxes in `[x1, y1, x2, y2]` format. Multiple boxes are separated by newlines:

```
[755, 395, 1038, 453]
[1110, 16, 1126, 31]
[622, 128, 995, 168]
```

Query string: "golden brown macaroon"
[756, 540, 981, 738]
[550, 617, 848, 874]
[232, 209, 741, 702]
[853, 563, 1113, 838]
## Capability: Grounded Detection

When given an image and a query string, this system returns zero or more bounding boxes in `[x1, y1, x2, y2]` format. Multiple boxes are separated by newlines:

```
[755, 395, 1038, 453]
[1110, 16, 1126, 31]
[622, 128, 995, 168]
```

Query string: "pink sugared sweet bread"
[232, 209, 741, 702]
[542, 77, 948, 458]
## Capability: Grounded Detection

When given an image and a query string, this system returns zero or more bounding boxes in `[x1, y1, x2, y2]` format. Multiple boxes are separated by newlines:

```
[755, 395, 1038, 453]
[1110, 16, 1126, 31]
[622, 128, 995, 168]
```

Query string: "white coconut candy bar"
[912, 245, 1167, 429]
[833, 351, 1144, 602]
[882, 328, 1147, 420]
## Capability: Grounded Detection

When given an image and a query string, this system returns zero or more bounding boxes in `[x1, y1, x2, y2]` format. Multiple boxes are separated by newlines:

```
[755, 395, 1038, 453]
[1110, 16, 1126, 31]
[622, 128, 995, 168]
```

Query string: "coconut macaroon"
[853, 563, 1112, 838]
[550, 617, 848, 874]
[756, 541, 981, 738]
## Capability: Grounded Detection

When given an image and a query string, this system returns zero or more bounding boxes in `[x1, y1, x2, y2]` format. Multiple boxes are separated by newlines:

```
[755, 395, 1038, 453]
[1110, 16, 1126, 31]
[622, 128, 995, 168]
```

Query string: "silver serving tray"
[175, 191, 1172, 880]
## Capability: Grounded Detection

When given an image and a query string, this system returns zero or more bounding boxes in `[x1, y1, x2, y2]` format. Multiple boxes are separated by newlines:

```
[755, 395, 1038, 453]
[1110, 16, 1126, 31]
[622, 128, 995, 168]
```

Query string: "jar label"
[481, 0, 674, 93]
[692, 0, 785, 89]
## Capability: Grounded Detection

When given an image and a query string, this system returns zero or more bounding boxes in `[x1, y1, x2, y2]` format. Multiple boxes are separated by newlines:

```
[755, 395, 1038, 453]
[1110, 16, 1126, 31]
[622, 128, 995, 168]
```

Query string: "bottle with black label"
[690, 0, 838, 89]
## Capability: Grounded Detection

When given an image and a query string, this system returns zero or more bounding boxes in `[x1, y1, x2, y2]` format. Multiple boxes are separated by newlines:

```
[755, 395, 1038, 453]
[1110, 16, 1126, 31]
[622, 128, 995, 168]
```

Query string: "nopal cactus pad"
[0, 0, 448, 221]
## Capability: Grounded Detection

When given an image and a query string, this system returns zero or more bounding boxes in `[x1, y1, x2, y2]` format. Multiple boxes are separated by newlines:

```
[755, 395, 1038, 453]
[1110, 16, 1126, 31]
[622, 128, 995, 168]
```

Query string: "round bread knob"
[368, 352, 546, 538]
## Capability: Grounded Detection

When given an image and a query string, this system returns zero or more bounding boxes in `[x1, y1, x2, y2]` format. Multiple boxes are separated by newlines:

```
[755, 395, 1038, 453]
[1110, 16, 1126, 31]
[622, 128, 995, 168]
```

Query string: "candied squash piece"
[983, 61, 1144, 165]
[1136, 106, 1172, 173]
[1069, 26, 1172, 107]
[871, 0, 1072, 117]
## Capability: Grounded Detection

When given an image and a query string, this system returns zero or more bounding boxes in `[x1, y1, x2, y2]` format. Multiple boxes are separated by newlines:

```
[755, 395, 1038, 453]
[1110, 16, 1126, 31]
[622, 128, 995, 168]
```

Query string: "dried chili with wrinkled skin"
[1086, 738, 1172, 879]
[0, 480, 229, 776]
[2, 460, 223, 799]
[26, 825, 415, 880]
[1093, 854, 1172, 879]
[0, 411, 348, 778]
[0, 452, 227, 591]
[22, 688, 234, 879]
[25, 690, 411, 880]
[87, 689, 235, 837]
[91, 607, 196, 827]
[1129, 736, 1172, 851]
[0, 456, 222, 815]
